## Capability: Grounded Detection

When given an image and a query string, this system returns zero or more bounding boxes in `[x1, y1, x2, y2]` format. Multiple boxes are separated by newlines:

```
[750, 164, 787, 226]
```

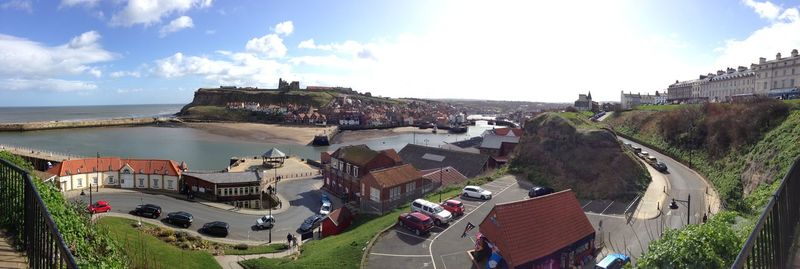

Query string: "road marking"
[582, 200, 593, 209]
[429, 181, 515, 269]
[370, 253, 431, 258]
[393, 229, 434, 241]
[584, 212, 626, 219]
[601, 201, 615, 214]
[461, 203, 478, 209]
[440, 251, 467, 269]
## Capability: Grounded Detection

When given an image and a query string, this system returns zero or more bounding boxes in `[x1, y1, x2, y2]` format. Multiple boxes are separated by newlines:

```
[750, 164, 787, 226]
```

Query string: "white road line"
[370, 253, 432, 257]
[582, 200, 593, 209]
[429, 181, 516, 269]
[584, 212, 626, 219]
[440, 251, 467, 269]
[461, 203, 478, 208]
[601, 201, 615, 214]
[393, 229, 435, 241]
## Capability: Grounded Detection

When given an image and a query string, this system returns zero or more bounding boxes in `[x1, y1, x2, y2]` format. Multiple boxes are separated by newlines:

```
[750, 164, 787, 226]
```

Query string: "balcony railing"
[732, 157, 800, 269]
[0, 158, 78, 268]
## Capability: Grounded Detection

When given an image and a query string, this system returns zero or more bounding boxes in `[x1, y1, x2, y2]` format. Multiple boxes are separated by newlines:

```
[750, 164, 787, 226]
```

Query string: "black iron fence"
[0, 158, 78, 268]
[732, 157, 800, 269]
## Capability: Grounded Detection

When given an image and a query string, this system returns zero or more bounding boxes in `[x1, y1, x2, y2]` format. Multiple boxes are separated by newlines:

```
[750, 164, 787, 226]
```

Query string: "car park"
[440, 200, 464, 217]
[528, 186, 555, 198]
[298, 214, 325, 233]
[411, 199, 453, 226]
[130, 204, 161, 219]
[397, 212, 434, 236]
[595, 253, 630, 269]
[462, 185, 492, 200]
[88, 201, 111, 214]
[165, 211, 193, 228]
[201, 221, 230, 237]
[256, 215, 276, 230]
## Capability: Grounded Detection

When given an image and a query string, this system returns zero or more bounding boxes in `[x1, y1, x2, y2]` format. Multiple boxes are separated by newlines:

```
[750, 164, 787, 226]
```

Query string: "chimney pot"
[777, 52, 782, 60]
[760, 57, 767, 64]
[792, 49, 799, 57]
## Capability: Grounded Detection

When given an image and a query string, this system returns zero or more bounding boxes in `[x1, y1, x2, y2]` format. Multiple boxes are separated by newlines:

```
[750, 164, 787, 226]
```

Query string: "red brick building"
[321, 145, 403, 203]
[182, 171, 265, 209]
[478, 190, 596, 268]
[321, 207, 354, 237]
[360, 164, 424, 215]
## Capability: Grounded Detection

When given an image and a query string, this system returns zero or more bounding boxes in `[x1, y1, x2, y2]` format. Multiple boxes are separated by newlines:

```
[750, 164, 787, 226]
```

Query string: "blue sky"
[1, 0, 799, 106]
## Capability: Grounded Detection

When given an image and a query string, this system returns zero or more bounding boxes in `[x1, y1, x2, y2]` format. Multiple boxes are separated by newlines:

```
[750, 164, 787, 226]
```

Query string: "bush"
[175, 231, 189, 239]
[164, 235, 177, 243]
[188, 235, 202, 242]
[234, 243, 249, 250]
[158, 229, 174, 237]
[179, 242, 191, 249]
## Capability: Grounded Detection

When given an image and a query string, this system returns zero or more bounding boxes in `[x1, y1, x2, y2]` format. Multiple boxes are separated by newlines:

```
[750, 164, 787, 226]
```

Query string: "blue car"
[595, 253, 630, 269]
[322, 193, 331, 204]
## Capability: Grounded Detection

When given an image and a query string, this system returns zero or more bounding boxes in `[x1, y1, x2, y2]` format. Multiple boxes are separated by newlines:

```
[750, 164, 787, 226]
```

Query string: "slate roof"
[183, 171, 262, 184]
[479, 135, 520, 150]
[362, 164, 420, 188]
[448, 136, 484, 148]
[419, 166, 468, 187]
[47, 157, 182, 177]
[478, 190, 595, 267]
[332, 145, 380, 166]
[399, 144, 489, 178]
[262, 148, 287, 158]
[326, 207, 353, 226]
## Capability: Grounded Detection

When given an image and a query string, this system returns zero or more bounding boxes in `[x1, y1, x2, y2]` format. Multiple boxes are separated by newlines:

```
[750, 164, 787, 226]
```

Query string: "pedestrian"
[293, 236, 298, 249]
[287, 233, 293, 245]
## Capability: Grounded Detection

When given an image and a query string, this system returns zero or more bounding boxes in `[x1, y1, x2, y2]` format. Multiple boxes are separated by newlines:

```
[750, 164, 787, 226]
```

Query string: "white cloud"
[296, 39, 376, 60]
[0, 31, 115, 77]
[1, 0, 32, 13]
[245, 34, 287, 58]
[152, 51, 291, 86]
[159, 16, 194, 37]
[116, 88, 143, 94]
[109, 71, 141, 78]
[205, 29, 216, 35]
[743, 0, 782, 20]
[59, 0, 98, 8]
[274, 21, 293, 36]
[110, 0, 212, 27]
[713, 17, 800, 69]
[0, 78, 97, 92]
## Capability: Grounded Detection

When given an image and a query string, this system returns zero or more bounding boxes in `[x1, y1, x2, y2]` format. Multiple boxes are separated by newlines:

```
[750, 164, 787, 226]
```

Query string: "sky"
[1, 0, 800, 106]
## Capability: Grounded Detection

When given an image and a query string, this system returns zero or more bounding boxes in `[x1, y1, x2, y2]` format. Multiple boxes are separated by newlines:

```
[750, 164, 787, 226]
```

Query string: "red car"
[88, 201, 111, 214]
[397, 212, 434, 236]
[441, 200, 465, 216]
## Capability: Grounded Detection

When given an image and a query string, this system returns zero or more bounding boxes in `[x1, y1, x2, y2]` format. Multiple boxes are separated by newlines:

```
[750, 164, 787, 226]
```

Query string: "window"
[370, 187, 380, 202]
[764, 82, 768, 90]
[792, 79, 796, 87]
[783, 80, 786, 88]
[152, 178, 159, 188]
[389, 186, 401, 201]
[76, 178, 83, 188]
[108, 176, 115, 184]
[793, 68, 796, 75]
[406, 182, 416, 193]
[774, 81, 778, 88]
[353, 166, 359, 177]
[92, 177, 98, 185]
[138, 178, 144, 187]
[167, 180, 173, 189]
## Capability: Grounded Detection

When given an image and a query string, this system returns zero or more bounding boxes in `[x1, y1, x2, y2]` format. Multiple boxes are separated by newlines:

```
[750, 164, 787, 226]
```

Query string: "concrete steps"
[0, 235, 27, 269]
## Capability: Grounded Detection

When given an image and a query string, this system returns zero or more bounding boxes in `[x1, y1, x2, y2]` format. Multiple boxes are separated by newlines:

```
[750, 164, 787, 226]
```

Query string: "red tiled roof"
[379, 149, 403, 163]
[363, 164, 420, 188]
[46, 157, 182, 177]
[419, 166, 468, 187]
[479, 190, 594, 267]
[492, 128, 524, 137]
[326, 207, 353, 226]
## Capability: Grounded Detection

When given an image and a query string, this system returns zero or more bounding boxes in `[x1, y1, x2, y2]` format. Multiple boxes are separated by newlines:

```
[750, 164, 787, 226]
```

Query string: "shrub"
[179, 242, 191, 249]
[188, 235, 202, 242]
[164, 235, 177, 243]
[158, 229, 173, 237]
[175, 231, 189, 239]
[234, 243, 249, 250]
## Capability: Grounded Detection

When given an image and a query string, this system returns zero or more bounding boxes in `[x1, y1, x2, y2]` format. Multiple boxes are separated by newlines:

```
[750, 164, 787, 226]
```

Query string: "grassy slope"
[238, 169, 510, 269]
[224, 244, 289, 255]
[182, 106, 251, 121]
[97, 217, 221, 269]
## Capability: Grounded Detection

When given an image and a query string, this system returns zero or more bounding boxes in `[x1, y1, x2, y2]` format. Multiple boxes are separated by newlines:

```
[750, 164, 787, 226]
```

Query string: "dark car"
[165, 211, 193, 228]
[528, 186, 555, 198]
[201, 221, 230, 237]
[131, 204, 161, 218]
[397, 212, 434, 236]
[654, 161, 668, 172]
[297, 214, 324, 233]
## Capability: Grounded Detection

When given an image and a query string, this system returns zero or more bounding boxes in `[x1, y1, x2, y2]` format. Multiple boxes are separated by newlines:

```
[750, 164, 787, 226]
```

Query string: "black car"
[131, 204, 162, 218]
[165, 211, 193, 228]
[201, 221, 230, 237]
[654, 161, 668, 172]
[528, 186, 555, 198]
[297, 214, 324, 233]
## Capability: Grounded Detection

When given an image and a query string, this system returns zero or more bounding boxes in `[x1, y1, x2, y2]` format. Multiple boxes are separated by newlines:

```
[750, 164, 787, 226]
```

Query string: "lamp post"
[439, 166, 443, 203]
[669, 194, 691, 226]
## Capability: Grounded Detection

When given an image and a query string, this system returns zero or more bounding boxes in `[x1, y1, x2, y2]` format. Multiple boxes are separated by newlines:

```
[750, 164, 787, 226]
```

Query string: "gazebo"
[262, 148, 287, 168]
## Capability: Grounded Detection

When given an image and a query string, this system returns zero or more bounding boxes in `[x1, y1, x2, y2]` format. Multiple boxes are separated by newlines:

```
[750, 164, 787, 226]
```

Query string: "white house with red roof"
[46, 157, 186, 192]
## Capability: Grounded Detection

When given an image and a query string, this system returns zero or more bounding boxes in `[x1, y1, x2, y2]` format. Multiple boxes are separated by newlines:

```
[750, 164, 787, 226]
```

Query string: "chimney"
[727, 67, 735, 74]
[699, 75, 707, 79]
[760, 57, 767, 64]
[793, 49, 799, 57]
[751, 63, 757, 69]
[738, 66, 747, 72]
[777, 52, 782, 60]
[717, 70, 725, 75]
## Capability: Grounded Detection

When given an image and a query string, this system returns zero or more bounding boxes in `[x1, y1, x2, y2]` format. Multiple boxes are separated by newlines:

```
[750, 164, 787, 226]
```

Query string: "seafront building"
[665, 49, 800, 104]
[45, 157, 186, 192]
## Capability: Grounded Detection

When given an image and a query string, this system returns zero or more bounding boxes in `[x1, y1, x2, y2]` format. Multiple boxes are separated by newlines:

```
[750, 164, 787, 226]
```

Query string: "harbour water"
[0, 122, 494, 170]
[0, 104, 183, 123]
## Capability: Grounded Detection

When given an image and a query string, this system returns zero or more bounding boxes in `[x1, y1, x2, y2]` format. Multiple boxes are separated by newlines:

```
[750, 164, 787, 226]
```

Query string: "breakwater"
[0, 117, 170, 132]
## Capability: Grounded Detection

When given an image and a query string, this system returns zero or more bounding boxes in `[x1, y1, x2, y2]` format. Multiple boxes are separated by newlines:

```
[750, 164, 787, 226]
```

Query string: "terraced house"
[45, 157, 186, 192]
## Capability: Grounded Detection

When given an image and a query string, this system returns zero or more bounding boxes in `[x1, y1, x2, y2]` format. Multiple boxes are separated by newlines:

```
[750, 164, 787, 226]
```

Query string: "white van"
[411, 199, 452, 226]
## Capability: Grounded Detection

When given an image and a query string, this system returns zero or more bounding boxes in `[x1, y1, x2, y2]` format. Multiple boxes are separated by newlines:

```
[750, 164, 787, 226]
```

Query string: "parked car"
[440, 200, 465, 217]
[645, 155, 658, 165]
[397, 212, 434, 236]
[297, 214, 324, 233]
[632, 146, 642, 153]
[319, 201, 332, 215]
[165, 211, 193, 228]
[321, 193, 331, 204]
[411, 199, 453, 226]
[201, 221, 230, 237]
[462, 186, 492, 200]
[87, 201, 111, 214]
[130, 204, 161, 218]
[595, 253, 630, 269]
[528, 186, 555, 198]
[654, 161, 668, 172]
[256, 215, 276, 230]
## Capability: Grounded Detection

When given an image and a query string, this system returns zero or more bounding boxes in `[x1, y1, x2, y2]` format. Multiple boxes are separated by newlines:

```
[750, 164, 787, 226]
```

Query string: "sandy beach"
[332, 126, 423, 144]
[185, 122, 335, 145]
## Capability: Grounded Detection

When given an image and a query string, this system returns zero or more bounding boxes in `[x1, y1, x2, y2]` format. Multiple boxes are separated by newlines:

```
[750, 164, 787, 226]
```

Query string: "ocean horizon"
[0, 104, 185, 123]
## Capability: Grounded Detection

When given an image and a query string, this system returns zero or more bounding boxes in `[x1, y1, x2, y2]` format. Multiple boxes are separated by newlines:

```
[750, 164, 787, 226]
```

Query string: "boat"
[312, 134, 330, 146]
[448, 125, 467, 134]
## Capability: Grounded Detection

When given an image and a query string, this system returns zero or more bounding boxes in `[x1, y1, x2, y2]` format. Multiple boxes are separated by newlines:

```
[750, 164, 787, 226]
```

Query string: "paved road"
[74, 177, 336, 242]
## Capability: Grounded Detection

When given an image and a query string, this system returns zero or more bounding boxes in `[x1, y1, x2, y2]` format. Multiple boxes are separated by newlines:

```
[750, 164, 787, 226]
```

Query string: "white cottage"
[45, 157, 186, 192]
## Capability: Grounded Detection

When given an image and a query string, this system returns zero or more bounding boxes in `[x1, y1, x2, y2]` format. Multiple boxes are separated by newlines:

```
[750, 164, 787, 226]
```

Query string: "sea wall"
[0, 117, 163, 132]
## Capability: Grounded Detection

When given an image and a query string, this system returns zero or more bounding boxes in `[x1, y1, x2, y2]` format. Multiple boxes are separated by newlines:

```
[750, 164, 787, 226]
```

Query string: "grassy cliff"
[605, 99, 798, 212]
[510, 113, 650, 200]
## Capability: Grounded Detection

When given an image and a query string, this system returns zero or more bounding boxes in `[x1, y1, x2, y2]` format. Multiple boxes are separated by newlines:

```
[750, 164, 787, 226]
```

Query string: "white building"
[46, 157, 186, 192]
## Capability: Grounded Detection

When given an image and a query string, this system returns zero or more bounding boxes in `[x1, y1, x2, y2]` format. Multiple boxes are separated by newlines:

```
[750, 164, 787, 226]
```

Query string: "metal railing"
[0, 158, 78, 268]
[732, 158, 800, 269]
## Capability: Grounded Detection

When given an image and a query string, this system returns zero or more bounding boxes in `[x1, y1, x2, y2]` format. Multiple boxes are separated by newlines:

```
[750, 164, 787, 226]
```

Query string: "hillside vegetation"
[510, 113, 650, 200]
[606, 99, 798, 211]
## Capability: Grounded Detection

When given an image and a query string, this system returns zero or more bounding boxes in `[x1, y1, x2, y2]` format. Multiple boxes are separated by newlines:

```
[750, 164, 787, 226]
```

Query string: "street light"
[669, 194, 691, 226]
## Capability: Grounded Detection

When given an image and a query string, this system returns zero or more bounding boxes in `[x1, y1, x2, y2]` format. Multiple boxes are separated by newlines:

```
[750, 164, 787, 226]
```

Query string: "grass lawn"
[224, 243, 289, 255]
[97, 217, 222, 269]
[240, 188, 466, 269]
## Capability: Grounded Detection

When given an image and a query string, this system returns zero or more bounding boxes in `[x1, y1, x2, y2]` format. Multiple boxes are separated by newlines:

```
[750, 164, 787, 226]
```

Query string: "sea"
[0, 104, 494, 170]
